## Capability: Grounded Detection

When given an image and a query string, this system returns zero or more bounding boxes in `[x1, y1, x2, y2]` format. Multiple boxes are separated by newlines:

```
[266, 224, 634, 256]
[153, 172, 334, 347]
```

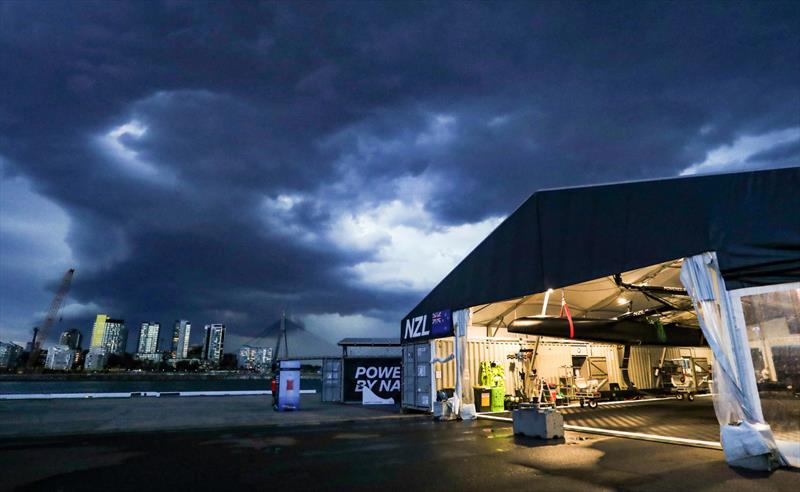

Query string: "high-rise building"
[73, 349, 84, 367]
[84, 347, 108, 371]
[137, 322, 160, 354]
[104, 320, 127, 355]
[0, 341, 24, 369]
[202, 324, 225, 364]
[59, 329, 82, 350]
[90, 315, 107, 348]
[136, 352, 163, 363]
[45, 344, 75, 370]
[90, 315, 127, 355]
[238, 345, 272, 372]
[172, 320, 191, 359]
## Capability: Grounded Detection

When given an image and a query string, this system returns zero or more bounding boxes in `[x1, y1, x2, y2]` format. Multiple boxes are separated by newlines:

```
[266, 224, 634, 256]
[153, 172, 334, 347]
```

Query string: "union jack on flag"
[431, 310, 452, 335]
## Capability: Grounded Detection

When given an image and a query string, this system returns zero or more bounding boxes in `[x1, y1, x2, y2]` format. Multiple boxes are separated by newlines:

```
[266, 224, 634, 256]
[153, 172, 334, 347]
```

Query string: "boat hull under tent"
[507, 315, 706, 347]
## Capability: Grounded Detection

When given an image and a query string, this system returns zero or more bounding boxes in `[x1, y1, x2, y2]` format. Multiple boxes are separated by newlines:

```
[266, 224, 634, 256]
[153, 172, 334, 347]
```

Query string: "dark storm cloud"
[1, 1, 798, 346]
[747, 139, 800, 166]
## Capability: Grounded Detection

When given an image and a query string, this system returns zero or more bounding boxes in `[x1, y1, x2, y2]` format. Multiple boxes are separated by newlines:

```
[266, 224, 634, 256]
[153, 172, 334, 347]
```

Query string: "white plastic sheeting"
[680, 252, 785, 470]
[453, 308, 470, 415]
[729, 283, 800, 468]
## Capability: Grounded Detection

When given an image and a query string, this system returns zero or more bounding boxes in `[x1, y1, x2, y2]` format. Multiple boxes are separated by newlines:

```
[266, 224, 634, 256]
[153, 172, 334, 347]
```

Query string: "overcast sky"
[1, 1, 798, 351]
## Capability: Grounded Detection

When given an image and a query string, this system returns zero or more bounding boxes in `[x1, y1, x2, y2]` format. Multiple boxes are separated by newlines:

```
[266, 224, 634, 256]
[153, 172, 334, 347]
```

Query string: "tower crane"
[26, 268, 75, 370]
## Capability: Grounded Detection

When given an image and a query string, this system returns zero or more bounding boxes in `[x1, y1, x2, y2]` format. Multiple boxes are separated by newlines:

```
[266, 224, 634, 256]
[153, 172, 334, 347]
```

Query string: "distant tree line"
[5, 349, 239, 373]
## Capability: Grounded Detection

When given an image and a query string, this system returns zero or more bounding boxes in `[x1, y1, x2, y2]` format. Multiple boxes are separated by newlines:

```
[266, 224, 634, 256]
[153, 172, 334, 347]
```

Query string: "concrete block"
[512, 407, 564, 439]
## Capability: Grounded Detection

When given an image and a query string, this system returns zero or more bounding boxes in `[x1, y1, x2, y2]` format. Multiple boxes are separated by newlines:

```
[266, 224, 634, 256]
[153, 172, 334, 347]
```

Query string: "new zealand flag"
[431, 309, 453, 337]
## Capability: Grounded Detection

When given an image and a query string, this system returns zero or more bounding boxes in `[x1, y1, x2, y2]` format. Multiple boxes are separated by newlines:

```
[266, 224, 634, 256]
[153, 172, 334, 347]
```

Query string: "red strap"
[560, 300, 575, 339]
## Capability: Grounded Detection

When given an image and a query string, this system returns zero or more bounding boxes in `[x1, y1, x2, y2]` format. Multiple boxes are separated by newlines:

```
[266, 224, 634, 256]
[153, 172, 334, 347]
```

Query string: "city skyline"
[1, 319, 271, 371]
[3, 310, 335, 356]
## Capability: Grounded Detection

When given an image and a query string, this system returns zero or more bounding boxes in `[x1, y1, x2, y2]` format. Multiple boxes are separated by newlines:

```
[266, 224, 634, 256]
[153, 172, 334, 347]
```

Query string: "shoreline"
[0, 372, 321, 382]
[0, 389, 318, 400]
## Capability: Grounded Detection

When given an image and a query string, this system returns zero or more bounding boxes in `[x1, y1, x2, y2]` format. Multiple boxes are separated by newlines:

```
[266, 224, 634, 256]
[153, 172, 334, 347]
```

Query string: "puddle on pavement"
[206, 436, 298, 449]
[332, 432, 381, 440]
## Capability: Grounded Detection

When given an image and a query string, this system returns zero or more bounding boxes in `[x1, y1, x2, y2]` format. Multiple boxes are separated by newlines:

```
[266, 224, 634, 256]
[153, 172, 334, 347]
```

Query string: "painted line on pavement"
[475, 414, 513, 422]
[562, 424, 722, 449]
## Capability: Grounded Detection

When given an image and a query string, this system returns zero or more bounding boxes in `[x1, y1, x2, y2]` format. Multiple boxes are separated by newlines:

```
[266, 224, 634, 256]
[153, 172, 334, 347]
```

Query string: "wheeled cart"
[668, 358, 710, 402]
[574, 376, 606, 408]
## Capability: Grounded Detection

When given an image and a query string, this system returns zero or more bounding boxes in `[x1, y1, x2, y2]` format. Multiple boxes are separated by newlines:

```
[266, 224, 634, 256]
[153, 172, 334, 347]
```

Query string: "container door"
[322, 358, 342, 402]
[415, 342, 432, 410]
[403, 344, 416, 408]
[402, 341, 434, 412]
[588, 356, 609, 391]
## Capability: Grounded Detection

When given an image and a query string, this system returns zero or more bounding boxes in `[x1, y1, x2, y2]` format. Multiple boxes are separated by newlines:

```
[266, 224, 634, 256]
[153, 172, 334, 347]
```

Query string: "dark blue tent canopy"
[403, 167, 800, 325]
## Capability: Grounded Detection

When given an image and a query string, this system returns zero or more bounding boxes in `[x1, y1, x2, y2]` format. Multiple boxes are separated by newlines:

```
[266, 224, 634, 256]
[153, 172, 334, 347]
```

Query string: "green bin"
[490, 387, 505, 412]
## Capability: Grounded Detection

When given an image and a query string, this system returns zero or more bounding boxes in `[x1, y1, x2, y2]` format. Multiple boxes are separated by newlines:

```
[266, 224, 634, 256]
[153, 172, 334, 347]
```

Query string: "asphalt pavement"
[1, 417, 797, 491]
[0, 394, 412, 439]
